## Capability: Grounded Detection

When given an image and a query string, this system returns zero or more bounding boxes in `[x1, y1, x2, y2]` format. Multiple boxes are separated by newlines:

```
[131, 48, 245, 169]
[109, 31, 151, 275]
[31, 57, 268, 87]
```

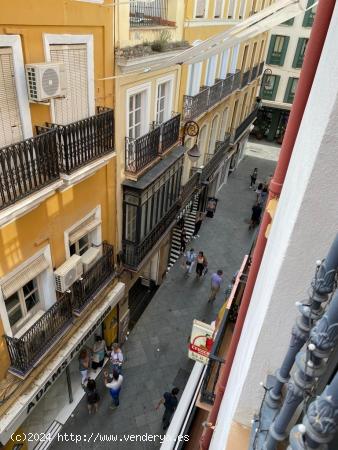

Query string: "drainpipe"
[200, 1, 336, 448]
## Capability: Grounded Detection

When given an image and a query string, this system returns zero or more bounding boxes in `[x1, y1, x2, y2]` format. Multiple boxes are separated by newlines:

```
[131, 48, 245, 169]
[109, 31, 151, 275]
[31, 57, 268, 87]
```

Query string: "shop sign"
[188, 319, 214, 365]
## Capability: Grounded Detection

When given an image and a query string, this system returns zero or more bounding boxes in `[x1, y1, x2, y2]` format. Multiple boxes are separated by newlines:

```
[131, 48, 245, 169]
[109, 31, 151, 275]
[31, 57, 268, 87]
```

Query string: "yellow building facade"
[0, 1, 124, 447]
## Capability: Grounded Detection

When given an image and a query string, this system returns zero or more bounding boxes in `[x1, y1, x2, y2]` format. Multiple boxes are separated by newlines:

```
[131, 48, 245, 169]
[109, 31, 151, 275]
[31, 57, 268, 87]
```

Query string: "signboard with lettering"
[188, 319, 214, 364]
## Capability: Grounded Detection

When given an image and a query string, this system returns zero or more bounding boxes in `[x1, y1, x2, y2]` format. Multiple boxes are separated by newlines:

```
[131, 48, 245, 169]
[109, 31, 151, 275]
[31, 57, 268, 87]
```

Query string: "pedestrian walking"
[249, 202, 262, 230]
[196, 251, 207, 279]
[180, 228, 187, 253]
[249, 168, 258, 189]
[104, 369, 123, 409]
[79, 348, 90, 386]
[91, 335, 107, 371]
[110, 343, 123, 373]
[183, 248, 196, 277]
[255, 183, 263, 201]
[156, 387, 179, 430]
[192, 212, 204, 239]
[84, 379, 100, 414]
[258, 186, 268, 205]
[208, 270, 223, 302]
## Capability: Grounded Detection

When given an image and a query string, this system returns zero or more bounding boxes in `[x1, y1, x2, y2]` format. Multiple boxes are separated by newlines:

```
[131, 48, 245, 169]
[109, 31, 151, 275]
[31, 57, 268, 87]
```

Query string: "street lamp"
[182, 121, 201, 162]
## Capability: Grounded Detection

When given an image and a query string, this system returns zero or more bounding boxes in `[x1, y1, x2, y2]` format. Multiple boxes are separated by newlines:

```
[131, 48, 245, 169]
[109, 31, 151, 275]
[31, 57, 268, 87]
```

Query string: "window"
[125, 203, 137, 242]
[156, 80, 172, 124]
[205, 55, 218, 86]
[230, 100, 239, 130]
[128, 92, 145, 139]
[229, 45, 240, 74]
[5, 279, 40, 329]
[228, 0, 236, 18]
[282, 18, 294, 26]
[70, 235, 90, 256]
[208, 115, 220, 155]
[214, 0, 223, 18]
[50, 44, 90, 125]
[187, 62, 202, 96]
[219, 108, 229, 139]
[284, 77, 298, 103]
[219, 49, 230, 79]
[292, 38, 308, 68]
[195, 0, 207, 18]
[260, 74, 280, 100]
[239, 0, 246, 18]
[0, 47, 23, 147]
[303, 0, 317, 27]
[66, 208, 102, 258]
[266, 35, 290, 66]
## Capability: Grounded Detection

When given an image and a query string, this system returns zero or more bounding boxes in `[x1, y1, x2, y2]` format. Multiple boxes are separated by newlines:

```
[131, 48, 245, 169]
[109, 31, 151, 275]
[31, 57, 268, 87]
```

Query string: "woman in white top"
[110, 343, 123, 373]
[104, 369, 123, 409]
[91, 335, 107, 371]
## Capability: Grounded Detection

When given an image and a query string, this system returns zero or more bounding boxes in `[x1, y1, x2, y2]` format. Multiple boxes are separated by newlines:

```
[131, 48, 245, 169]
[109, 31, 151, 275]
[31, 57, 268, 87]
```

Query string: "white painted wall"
[264, 11, 312, 106]
[209, 3, 338, 448]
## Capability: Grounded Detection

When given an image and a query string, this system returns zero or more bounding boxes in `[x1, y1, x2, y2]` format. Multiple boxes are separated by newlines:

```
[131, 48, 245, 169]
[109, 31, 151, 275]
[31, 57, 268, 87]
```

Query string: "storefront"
[0, 282, 125, 449]
[253, 106, 290, 143]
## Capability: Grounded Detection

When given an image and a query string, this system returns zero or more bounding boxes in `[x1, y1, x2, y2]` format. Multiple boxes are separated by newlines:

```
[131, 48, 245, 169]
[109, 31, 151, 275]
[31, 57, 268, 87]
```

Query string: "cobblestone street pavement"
[52, 154, 276, 450]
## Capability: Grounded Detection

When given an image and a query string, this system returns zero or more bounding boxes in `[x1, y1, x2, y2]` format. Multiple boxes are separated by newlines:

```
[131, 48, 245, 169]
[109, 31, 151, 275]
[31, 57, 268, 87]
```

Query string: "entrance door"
[128, 278, 158, 330]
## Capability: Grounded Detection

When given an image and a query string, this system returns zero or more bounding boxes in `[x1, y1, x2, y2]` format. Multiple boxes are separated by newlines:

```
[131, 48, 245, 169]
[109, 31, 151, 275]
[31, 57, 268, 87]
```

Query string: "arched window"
[197, 124, 208, 166]
[219, 108, 229, 140]
[208, 115, 220, 155]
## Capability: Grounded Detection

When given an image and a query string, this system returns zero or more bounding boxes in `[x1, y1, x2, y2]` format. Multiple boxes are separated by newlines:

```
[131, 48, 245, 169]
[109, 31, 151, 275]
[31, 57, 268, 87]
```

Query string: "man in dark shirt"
[249, 202, 262, 230]
[156, 387, 179, 430]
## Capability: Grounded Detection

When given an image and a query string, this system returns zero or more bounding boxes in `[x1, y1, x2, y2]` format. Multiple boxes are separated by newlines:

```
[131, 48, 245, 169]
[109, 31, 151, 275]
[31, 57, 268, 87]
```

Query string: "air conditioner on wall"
[25, 62, 67, 102]
[81, 246, 102, 272]
[54, 254, 83, 293]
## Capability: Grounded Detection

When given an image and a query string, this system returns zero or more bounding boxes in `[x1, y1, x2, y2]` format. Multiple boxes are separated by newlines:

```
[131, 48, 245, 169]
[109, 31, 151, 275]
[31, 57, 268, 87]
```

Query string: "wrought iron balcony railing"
[258, 61, 264, 77]
[180, 171, 200, 207]
[122, 202, 179, 269]
[0, 130, 60, 211]
[201, 133, 231, 182]
[129, 0, 174, 27]
[125, 114, 181, 174]
[45, 107, 114, 175]
[234, 105, 259, 143]
[5, 292, 73, 377]
[72, 242, 115, 315]
[182, 64, 264, 120]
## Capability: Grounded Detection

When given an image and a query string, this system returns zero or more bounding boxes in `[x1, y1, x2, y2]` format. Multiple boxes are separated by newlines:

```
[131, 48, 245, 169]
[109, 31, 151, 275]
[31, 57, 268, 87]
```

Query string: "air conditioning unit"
[81, 246, 102, 272]
[25, 62, 67, 102]
[54, 254, 83, 293]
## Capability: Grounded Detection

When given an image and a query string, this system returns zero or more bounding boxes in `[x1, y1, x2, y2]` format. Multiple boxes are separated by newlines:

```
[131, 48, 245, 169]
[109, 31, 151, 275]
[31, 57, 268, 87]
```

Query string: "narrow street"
[52, 154, 276, 450]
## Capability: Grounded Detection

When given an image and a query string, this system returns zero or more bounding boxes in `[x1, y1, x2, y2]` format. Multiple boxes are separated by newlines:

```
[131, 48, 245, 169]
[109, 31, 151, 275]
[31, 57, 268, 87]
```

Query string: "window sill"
[0, 180, 64, 228]
[59, 153, 116, 189]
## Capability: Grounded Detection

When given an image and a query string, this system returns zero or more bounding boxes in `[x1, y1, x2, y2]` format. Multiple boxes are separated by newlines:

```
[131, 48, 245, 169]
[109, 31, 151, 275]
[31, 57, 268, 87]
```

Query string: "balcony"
[123, 202, 179, 269]
[180, 171, 200, 207]
[125, 113, 181, 174]
[183, 65, 262, 121]
[201, 134, 231, 182]
[129, 0, 174, 27]
[0, 130, 60, 211]
[45, 107, 114, 175]
[234, 105, 259, 143]
[72, 242, 115, 314]
[5, 292, 73, 377]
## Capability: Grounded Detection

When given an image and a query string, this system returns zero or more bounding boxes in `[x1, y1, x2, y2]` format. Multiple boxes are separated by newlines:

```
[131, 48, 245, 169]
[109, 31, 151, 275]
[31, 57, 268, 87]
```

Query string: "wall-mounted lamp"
[182, 120, 201, 162]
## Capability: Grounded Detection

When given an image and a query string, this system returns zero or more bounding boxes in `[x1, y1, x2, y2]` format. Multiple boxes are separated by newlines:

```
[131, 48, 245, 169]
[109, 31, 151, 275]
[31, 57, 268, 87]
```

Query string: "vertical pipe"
[66, 366, 73, 403]
[200, 0, 336, 448]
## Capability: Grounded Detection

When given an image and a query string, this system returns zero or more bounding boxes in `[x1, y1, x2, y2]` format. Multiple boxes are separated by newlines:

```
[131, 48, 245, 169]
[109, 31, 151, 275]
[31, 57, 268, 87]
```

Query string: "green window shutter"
[292, 38, 308, 68]
[266, 35, 277, 64]
[279, 36, 290, 66]
[303, 0, 316, 27]
[282, 18, 294, 26]
[261, 74, 280, 100]
[284, 77, 298, 103]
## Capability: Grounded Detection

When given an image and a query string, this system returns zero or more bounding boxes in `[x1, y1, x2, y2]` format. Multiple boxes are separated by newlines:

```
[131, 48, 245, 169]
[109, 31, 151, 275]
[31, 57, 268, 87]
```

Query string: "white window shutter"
[195, 0, 206, 17]
[214, 0, 223, 17]
[0, 47, 23, 147]
[50, 44, 89, 125]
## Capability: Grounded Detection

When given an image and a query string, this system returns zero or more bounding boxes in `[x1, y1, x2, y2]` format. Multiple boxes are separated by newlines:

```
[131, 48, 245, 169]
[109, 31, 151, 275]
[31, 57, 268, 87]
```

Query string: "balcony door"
[219, 107, 229, 140]
[205, 55, 218, 87]
[50, 43, 90, 125]
[128, 90, 149, 139]
[187, 62, 202, 96]
[208, 115, 220, 156]
[219, 49, 230, 79]
[229, 45, 240, 74]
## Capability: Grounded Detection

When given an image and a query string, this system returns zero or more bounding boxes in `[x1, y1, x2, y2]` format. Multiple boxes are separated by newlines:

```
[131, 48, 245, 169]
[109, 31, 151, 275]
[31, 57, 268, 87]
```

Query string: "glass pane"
[129, 96, 133, 110]
[79, 235, 89, 248]
[70, 243, 76, 256]
[8, 306, 23, 326]
[25, 290, 40, 312]
[135, 124, 141, 139]
[5, 292, 20, 312]
[129, 112, 134, 127]
[135, 93, 142, 108]
[22, 279, 36, 297]
[135, 109, 141, 125]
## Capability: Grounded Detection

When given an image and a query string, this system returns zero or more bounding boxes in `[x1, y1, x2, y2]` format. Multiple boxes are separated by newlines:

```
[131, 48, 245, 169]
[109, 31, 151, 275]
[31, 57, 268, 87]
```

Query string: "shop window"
[266, 35, 290, 66]
[260, 74, 280, 100]
[284, 77, 298, 104]
[303, 0, 317, 27]
[292, 38, 308, 69]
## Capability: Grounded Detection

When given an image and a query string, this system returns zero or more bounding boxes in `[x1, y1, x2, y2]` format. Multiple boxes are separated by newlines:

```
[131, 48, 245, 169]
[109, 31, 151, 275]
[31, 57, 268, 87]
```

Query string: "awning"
[1, 255, 49, 299]
[68, 217, 101, 245]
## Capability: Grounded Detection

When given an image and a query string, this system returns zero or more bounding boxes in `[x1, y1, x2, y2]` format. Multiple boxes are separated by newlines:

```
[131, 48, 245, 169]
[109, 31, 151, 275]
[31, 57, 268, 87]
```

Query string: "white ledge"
[59, 152, 116, 189]
[116, 50, 185, 74]
[0, 180, 64, 228]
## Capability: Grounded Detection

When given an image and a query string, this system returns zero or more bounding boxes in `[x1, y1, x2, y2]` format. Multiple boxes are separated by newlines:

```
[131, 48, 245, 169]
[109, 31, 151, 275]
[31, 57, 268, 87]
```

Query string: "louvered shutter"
[50, 44, 89, 125]
[0, 47, 23, 147]
[214, 0, 223, 17]
[195, 0, 206, 17]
